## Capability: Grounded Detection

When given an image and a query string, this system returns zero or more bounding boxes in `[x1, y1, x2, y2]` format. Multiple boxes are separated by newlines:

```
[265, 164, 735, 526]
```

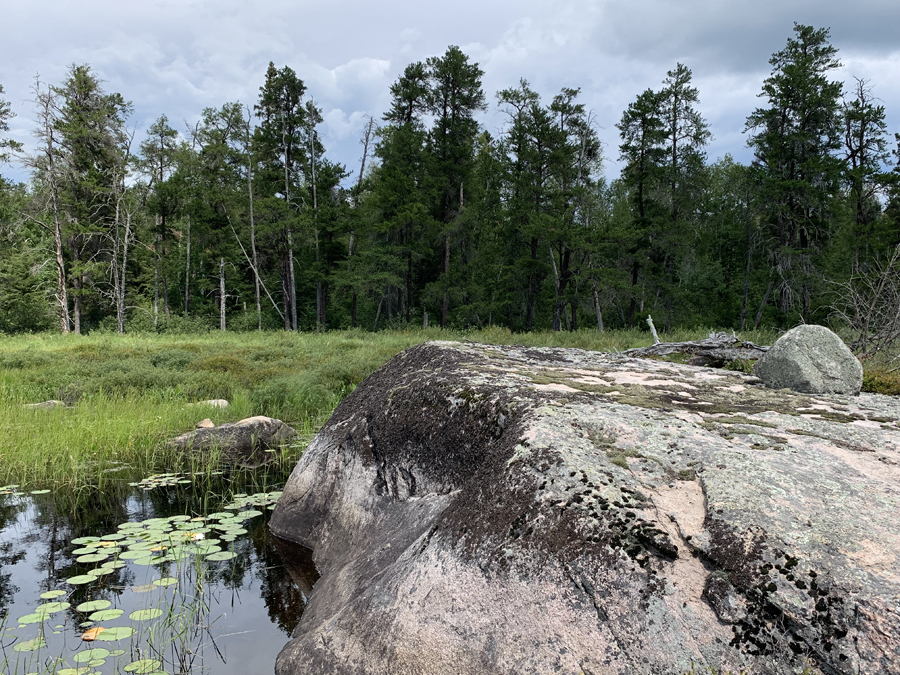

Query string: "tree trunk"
[592, 280, 604, 332]
[441, 235, 450, 328]
[219, 257, 226, 331]
[184, 215, 191, 316]
[153, 227, 160, 328]
[287, 229, 298, 331]
[754, 278, 775, 330]
[52, 205, 69, 333]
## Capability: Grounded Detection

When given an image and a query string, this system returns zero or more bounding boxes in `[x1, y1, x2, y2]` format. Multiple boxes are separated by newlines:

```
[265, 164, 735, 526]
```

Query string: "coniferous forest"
[1, 24, 898, 350]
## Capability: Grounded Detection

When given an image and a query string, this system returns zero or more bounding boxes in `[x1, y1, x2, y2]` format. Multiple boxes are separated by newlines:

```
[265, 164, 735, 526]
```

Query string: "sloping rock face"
[269, 341, 900, 675]
[754, 325, 863, 395]
[169, 415, 297, 468]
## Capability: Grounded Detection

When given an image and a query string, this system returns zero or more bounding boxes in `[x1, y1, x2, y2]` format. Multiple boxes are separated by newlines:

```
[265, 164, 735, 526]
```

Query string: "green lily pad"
[16, 612, 47, 625]
[57, 667, 90, 675]
[13, 636, 47, 652]
[153, 577, 177, 587]
[30, 489, 51, 495]
[73, 648, 111, 663]
[93, 626, 135, 641]
[71, 536, 101, 545]
[67, 574, 98, 585]
[36, 601, 71, 614]
[76, 600, 112, 612]
[77, 553, 111, 564]
[89, 608, 124, 621]
[99, 533, 126, 541]
[72, 546, 100, 555]
[205, 551, 237, 561]
[130, 557, 155, 566]
[40, 589, 67, 599]
[120, 550, 154, 560]
[129, 608, 163, 621]
[124, 658, 162, 673]
[168, 515, 191, 522]
[109, 649, 127, 656]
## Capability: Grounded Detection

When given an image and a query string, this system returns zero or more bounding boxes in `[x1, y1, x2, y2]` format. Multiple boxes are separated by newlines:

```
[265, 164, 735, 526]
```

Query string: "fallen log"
[620, 331, 769, 367]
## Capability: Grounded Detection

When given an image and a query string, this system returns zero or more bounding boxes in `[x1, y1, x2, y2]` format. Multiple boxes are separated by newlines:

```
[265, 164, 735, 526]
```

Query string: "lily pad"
[129, 608, 163, 621]
[88, 608, 124, 621]
[40, 589, 67, 599]
[56, 667, 90, 675]
[67, 574, 98, 585]
[36, 601, 70, 614]
[74, 649, 111, 663]
[76, 600, 112, 612]
[13, 636, 47, 652]
[16, 612, 47, 625]
[99, 533, 127, 541]
[77, 553, 111, 564]
[71, 536, 101, 545]
[93, 626, 135, 641]
[30, 489, 51, 495]
[153, 577, 178, 587]
[205, 551, 237, 562]
[124, 658, 162, 673]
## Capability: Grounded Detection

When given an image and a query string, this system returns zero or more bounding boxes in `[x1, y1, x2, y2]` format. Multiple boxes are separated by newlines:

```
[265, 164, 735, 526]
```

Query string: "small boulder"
[23, 400, 67, 410]
[196, 418, 215, 429]
[754, 324, 862, 395]
[169, 415, 298, 468]
[187, 399, 229, 408]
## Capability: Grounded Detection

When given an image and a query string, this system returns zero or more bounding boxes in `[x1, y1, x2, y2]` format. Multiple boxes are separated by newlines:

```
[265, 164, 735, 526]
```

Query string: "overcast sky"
[2, 0, 899, 185]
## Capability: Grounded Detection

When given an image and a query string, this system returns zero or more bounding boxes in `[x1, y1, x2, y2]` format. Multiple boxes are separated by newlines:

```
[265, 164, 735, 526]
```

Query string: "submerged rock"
[270, 341, 900, 675]
[754, 325, 863, 395]
[169, 415, 297, 468]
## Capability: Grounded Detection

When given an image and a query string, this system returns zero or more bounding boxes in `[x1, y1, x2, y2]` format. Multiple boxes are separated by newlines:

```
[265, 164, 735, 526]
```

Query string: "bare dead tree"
[830, 243, 900, 363]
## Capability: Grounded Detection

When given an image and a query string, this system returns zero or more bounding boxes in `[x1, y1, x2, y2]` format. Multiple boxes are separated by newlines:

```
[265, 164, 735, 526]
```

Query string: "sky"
[2, 0, 899, 185]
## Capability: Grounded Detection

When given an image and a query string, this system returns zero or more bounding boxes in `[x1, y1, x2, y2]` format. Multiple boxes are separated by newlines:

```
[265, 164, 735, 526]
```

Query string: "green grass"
[0, 324, 840, 490]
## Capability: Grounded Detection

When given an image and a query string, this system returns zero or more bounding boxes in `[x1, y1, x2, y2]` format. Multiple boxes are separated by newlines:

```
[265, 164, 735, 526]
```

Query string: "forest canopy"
[0, 24, 898, 339]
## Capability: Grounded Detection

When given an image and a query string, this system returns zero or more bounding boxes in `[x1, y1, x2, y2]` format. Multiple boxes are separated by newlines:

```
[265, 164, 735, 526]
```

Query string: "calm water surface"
[0, 473, 317, 675]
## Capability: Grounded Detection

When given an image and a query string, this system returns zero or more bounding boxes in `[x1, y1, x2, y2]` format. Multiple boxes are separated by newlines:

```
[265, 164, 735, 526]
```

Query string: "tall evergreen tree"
[745, 24, 844, 323]
[254, 63, 307, 330]
[425, 46, 487, 327]
[617, 88, 666, 327]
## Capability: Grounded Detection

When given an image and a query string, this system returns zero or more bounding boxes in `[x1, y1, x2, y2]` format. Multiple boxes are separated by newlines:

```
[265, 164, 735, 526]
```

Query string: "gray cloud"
[2, 0, 898, 184]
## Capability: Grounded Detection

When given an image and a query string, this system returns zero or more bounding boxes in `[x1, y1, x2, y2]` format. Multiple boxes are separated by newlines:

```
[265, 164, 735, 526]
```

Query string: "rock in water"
[754, 325, 863, 395]
[169, 415, 296, 468]
[270, 341, 900, 675]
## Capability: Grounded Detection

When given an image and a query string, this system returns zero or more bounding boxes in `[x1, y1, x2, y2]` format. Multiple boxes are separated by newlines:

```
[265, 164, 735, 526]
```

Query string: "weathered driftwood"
[620, 331, 769, 367]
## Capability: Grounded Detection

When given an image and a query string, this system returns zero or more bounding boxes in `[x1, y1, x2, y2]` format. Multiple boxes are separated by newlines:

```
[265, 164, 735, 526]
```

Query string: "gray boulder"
[169, 415, 297, 468]
[754, 325, 863, 395]
[270, 341, 900, 675]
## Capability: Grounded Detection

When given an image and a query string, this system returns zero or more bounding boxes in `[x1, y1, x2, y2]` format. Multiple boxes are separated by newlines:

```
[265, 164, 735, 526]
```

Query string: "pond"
[0, 471, 318, 675]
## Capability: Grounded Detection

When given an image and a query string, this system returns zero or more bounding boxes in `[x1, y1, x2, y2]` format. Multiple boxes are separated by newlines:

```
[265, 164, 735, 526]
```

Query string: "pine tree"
[745, 24, 845, 323]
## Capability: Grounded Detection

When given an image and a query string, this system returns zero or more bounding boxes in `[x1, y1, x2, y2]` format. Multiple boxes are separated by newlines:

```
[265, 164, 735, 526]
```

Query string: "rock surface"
[270, 341, 900, 675]
[754, 325, 863, 395]
[169, 415, 297, 468]
[196, 418, 215, 429]
[23, 399, 67, 410]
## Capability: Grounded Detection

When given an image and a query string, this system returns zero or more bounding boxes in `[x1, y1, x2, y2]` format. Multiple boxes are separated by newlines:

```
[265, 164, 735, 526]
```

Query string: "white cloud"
[2, 0, 899, 184]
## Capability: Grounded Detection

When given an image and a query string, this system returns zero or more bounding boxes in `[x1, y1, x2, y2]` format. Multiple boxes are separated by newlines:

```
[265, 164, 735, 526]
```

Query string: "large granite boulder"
[754, 325, 863, 395]
[169, 415, 297, 468]
[270, 341, 900, 675]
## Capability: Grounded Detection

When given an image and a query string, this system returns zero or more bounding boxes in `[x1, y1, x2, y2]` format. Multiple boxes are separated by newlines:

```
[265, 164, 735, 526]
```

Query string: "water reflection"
[0, 473, 316, 675]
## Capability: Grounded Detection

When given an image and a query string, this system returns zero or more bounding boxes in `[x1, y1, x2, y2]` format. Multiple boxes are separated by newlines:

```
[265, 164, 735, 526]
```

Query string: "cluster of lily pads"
[0, 484, 50, 496]
[1, 487, 284, 675]
[126, 471, 223, 491]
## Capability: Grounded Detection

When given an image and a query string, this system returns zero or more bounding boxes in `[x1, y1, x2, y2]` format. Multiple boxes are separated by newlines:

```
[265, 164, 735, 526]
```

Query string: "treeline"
[0, 23, 898, 337]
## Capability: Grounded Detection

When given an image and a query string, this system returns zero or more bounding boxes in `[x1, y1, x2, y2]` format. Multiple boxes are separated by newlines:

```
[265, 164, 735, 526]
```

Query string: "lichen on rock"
[270, 341, 900, 675]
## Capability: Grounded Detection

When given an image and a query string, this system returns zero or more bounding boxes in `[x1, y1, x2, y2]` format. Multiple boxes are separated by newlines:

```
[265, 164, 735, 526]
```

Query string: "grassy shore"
[0, 324, 831, 489]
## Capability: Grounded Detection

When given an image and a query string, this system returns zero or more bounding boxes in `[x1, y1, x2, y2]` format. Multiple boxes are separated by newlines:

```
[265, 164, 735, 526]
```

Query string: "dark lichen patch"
[708, 416, 779, 429]
[801, 411, 865, 424]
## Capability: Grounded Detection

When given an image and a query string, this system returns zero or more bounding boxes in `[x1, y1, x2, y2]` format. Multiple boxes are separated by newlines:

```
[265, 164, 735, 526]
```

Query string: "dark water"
[0, 473, 318, 675]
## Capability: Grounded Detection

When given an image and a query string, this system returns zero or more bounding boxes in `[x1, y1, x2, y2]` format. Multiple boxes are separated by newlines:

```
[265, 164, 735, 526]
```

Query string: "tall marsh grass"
[0, 326, 781, 489]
